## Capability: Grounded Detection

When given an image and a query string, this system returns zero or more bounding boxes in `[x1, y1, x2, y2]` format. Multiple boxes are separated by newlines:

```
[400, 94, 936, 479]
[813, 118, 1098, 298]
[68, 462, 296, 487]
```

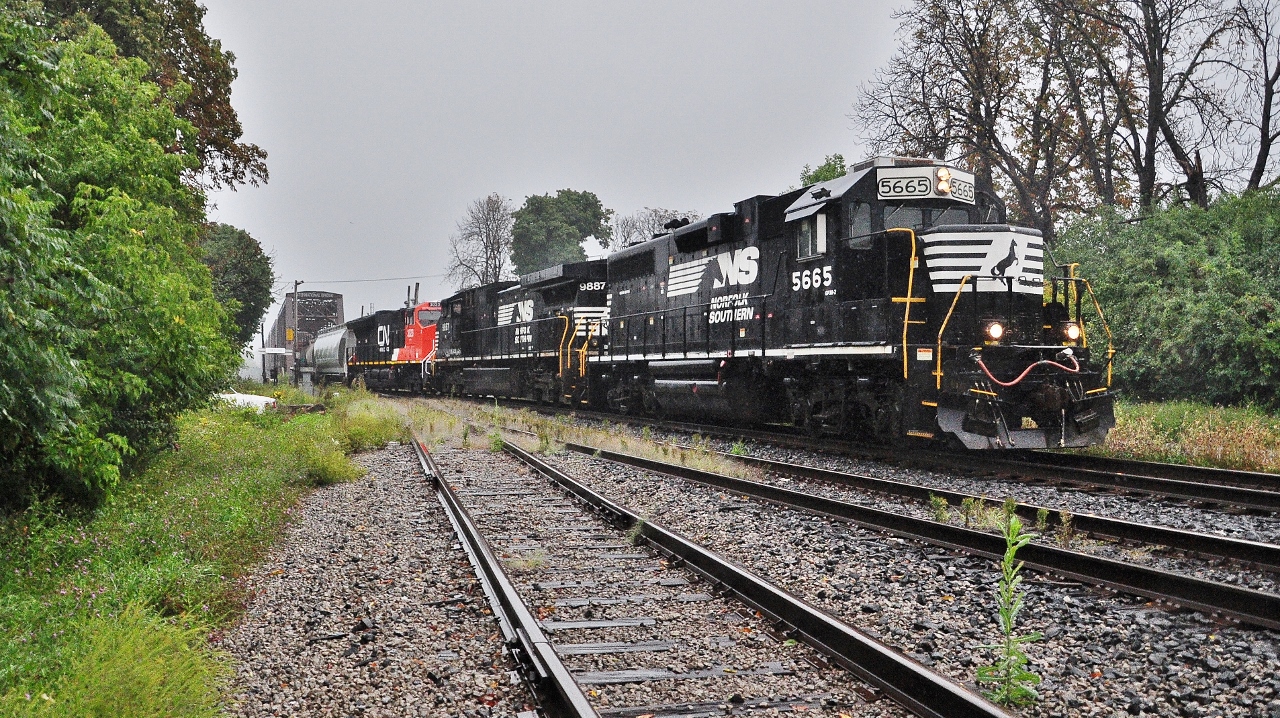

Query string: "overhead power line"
[300, 273, 448, 285]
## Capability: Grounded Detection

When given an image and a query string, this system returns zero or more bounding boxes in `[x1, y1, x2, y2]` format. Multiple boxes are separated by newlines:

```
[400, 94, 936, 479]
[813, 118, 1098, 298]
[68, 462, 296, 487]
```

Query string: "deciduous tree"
[1055, 0, 1236, 208]
[200, 223, 276, 345]
[609, 207, 701, 252]
[0, 15, 238, 506]
[510, 189, 612, 275]
[800, 154, 847, 186]
[45, 0, 268, 190]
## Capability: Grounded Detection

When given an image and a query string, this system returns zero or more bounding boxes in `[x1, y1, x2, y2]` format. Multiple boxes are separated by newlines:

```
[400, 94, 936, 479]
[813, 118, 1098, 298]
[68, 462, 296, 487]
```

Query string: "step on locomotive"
[313, 155, 1116, 449]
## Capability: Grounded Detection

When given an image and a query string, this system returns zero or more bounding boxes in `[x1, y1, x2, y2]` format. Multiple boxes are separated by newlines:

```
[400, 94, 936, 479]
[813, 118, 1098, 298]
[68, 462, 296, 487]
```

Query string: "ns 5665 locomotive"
[318, 155, 1116, 450]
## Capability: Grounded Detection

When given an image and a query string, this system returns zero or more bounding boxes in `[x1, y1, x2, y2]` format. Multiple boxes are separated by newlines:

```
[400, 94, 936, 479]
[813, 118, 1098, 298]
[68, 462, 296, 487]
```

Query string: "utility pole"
[291, 279, 304, 386]
[259, 322, 267, 384]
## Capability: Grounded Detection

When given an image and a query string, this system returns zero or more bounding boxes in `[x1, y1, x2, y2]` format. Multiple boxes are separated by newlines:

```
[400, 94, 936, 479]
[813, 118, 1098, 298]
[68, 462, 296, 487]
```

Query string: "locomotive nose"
[1028, 383, 1070, 412]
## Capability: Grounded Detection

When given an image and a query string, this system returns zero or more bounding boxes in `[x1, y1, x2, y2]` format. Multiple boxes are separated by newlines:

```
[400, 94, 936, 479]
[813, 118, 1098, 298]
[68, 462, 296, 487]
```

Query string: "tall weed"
[0, 605, 225, 717]
[1090, 400, 1280, 472]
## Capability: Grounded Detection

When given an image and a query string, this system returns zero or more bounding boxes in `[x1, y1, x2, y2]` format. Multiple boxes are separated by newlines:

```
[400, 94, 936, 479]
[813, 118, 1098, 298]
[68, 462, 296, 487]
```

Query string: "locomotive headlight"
[1064, 323, 1081, 341]
[936, 167, 953, 195]
[985, 321, 1005, 341]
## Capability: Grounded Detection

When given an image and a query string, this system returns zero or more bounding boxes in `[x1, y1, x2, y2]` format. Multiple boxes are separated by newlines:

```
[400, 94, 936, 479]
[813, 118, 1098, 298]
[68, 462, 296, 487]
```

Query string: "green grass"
[0, 389, 406, 716]
[1087, 400, 1280, 472]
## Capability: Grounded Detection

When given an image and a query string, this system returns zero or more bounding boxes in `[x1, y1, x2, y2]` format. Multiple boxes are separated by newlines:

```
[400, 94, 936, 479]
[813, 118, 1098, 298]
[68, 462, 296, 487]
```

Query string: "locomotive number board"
[876, 166, 976, 204]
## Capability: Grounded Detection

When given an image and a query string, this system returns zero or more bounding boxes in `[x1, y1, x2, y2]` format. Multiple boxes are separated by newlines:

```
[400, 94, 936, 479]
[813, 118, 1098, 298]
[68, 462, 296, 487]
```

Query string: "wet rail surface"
[413, 435, 1008, 718]
[460, 396, 1280, 513]
[557, 442, 1280, 632]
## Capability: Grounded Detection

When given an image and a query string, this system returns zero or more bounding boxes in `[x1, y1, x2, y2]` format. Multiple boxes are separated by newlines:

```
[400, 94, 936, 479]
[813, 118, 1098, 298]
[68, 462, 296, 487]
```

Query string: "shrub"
[1057, 192, 1280, 409]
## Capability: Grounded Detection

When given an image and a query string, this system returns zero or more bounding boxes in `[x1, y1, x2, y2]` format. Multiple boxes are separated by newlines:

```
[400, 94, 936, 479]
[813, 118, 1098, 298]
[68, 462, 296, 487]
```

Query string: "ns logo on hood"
[666, 247, 759, 298]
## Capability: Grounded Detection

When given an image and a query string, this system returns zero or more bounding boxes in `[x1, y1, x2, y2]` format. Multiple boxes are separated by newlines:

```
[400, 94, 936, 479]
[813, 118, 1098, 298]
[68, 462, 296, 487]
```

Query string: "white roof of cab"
[784, 167, 872, 220]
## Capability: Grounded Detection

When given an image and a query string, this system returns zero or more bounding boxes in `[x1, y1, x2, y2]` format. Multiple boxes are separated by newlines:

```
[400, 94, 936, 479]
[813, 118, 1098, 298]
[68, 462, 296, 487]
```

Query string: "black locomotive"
[435, 260, 608, 405]
[320, 155, 1116, 449]
[591, 156, 1114, 448]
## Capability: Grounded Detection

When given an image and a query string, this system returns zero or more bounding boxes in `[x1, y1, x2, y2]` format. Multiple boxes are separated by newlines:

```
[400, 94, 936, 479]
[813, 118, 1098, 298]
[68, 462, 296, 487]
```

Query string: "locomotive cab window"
[797, 213, 827, 259]
[933, 207, 971, 226]
[846, 202, 872, 248]
[883, 205, 923, 231]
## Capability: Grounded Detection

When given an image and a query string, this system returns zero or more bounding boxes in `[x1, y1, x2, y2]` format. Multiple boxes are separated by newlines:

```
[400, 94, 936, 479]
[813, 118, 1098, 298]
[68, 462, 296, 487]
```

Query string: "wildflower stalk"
[976, 500, 1043, 706]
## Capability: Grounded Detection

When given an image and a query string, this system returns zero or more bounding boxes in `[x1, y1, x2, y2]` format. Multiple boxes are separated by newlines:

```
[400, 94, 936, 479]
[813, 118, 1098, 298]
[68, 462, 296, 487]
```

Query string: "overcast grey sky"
[199, 1, 902, 322]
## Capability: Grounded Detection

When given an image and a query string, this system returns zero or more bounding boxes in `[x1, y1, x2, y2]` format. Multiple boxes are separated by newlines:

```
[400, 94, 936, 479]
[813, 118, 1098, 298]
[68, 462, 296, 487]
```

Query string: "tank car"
[312, 323, 355, 385]
[592, 155, 1115, 449]
[435, 260, 608, 404]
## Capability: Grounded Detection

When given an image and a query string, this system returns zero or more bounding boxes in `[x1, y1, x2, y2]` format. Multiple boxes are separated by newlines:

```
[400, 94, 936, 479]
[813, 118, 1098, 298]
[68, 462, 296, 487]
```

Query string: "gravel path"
[218, 443, 535, 717]
[539, 448, 1280, 718]
[432, 444, 909, 717]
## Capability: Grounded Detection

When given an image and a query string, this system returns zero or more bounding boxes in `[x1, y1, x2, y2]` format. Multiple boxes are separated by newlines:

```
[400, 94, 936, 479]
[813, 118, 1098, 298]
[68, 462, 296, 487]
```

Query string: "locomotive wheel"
[872, 387, 905, 445]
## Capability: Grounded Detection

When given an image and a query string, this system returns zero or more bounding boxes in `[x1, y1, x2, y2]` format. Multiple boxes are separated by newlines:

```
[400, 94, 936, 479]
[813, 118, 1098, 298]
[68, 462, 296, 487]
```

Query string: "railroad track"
[549, 440, 1280, 632]
[661, 441, 1280, 570]
[457, 396, 1280, 514]
[411, 434, 1008, 717]
[1009, 450, 1280, 492]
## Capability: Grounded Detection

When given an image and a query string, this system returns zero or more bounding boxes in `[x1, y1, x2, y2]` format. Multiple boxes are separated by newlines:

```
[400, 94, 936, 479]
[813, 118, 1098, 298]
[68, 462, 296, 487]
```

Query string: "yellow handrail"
[577, 320, 599, 377]
[1080, 279, 1115, 387]
[887, 228, 919, 379]
[555, 315, 571, 377]
[566, 318, 585, 372]
[935, 274, 974, 389]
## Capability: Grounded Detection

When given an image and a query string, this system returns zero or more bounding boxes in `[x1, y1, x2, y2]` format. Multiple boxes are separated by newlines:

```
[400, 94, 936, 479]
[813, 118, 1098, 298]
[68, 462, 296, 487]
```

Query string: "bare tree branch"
[447, 193, 515, 289]
[608, 208, 702, 253]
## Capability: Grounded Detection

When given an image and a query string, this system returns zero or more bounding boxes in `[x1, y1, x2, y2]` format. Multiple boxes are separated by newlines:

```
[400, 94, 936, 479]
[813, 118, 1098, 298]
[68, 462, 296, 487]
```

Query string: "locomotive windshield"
[881, 204, 973, 231]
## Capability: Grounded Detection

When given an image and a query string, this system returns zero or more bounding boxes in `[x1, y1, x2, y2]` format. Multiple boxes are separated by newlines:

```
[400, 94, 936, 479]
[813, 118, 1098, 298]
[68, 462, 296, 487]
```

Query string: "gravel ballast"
[561, 418, 1280, 594]
[647, 427, 1280, 547]
[540, 448, 1280, 718]
[219, 443, 534, 717]
[432, 444, 911, 717]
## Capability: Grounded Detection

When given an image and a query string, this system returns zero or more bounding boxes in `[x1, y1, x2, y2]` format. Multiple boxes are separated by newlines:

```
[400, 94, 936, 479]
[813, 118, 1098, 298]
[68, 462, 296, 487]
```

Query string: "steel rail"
[410, 435, 598, 718]
[668, 444, 1280, 570]
[562, 443, 1280, 632]
[1023, 451, 1280, 492]
[445, 396, 1280, 510]
[461, 403, 1280, 568]
[933, 452, 1280, 513]
[499, 441, 1008, 718]
[631, 413, 1280, 511]
[581, 408, 1280, 512]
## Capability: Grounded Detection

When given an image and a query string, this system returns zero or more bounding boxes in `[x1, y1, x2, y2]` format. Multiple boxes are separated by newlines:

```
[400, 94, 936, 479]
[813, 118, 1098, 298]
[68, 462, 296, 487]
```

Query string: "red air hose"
[975, 353, 1080, 388]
